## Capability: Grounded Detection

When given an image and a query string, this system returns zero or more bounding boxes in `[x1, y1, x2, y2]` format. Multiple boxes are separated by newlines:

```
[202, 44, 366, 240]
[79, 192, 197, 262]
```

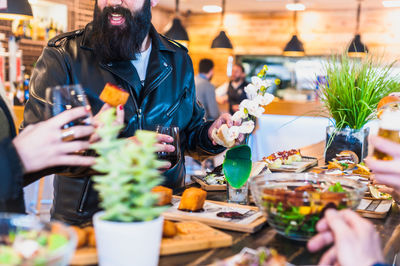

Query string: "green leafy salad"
[262, 182, 349, 240]
[0, 229, 68, 266]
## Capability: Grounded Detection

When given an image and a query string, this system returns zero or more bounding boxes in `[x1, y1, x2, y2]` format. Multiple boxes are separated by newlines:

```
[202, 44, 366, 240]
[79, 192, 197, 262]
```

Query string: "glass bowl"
[0, 214, 77, 266]
[249, 173, 367, 241]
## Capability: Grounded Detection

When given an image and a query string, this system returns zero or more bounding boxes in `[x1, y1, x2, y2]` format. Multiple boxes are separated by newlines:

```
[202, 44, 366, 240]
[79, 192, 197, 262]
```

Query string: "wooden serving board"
[163, 196, 267, 233]
[356, 198, 393, 219]
[70, 247, 98, 266]
[269, 156, 318, 173]
[70, 221, 232, 264]
[160, 221, 232, 255]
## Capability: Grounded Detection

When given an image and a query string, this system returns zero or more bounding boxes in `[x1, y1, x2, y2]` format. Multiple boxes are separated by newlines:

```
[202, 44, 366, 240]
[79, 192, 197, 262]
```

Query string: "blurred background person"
[216, 63, 249, 115]
[195, 59, 220, 121]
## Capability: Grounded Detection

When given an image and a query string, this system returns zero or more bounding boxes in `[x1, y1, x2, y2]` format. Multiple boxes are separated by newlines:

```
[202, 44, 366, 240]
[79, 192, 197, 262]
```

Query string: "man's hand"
[307, 209, 383, 266]
[366, 135, 400, 192]
[208, 113, 243, 146]
[128, 133, 174, 171]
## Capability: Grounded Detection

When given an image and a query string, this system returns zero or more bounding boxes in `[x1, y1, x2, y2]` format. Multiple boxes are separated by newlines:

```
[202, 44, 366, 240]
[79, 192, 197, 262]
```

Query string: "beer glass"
[373, 102, 400, 160]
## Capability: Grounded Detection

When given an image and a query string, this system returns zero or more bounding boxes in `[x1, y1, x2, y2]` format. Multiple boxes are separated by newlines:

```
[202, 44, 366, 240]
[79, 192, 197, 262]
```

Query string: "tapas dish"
[263, 149, 318, 173]
[250, 173, 366, 241]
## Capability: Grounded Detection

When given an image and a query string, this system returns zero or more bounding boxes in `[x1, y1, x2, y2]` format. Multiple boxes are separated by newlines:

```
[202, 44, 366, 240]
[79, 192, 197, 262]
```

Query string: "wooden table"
[158, 141, 400, 266]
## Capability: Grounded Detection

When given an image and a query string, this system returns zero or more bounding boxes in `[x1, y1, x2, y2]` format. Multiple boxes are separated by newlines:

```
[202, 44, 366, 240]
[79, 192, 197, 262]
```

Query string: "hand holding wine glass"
[155, 125, 181, 170]
[45, 84, 92, 137]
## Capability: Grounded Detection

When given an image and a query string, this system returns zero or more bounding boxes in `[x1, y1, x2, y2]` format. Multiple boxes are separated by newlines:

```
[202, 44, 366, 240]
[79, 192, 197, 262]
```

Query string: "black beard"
[91, 1, 152, 62]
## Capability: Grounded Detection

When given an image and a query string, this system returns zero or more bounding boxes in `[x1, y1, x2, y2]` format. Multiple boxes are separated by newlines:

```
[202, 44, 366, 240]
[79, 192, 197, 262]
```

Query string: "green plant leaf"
[223, 145, 252, 189]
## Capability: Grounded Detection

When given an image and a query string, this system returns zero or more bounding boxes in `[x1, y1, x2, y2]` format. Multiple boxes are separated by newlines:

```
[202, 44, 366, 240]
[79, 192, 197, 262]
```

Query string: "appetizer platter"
[356, 198, 393, 219]
[312, 150, 372, 179]
[211, 247, 288, 266]
[163, 191, 266, 233]
[263, 149, 318, 173]
[192, 161, 270, 191]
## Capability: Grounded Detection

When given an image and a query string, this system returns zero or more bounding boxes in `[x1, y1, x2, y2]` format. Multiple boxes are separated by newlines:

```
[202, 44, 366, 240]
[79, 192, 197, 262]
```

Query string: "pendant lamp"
[164, 0, 189, 46]
[348, 1, 368, 57]
[211, 0, 233, 49]
[0, 0, 33, 20]
[283, 4, 305, 57]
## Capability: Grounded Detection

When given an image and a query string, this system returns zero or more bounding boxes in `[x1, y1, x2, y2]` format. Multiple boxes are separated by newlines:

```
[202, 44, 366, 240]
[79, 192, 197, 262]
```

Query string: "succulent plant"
[90, 108, 167, 222]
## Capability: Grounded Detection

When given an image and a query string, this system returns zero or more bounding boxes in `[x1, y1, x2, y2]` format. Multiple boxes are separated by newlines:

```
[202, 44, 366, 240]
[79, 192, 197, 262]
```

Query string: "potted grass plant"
[90, 108, 167, 266]
[320, 53, 400, 162]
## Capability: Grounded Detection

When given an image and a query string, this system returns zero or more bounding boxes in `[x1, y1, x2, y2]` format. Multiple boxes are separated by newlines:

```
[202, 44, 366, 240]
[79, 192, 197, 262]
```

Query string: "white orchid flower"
[251, 76, 264, 88]
[232, 110, 247, 122]
[238, 120, 255, 134]
[240, 99, 264, 118]
[254, 93, 275, 106]
[251, 76, 271, 90]
[244, 84, 258, 100]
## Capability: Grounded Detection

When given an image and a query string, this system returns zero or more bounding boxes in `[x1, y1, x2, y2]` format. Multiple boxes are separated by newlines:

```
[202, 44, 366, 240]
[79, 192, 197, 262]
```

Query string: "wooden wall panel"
[184, 9, 400, 87]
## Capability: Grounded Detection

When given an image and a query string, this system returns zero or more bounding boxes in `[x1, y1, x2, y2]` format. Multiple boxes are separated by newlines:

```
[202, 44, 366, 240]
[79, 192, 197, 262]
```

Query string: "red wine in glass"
[155, 125, 181, 168]
[45, 84, 92, 140]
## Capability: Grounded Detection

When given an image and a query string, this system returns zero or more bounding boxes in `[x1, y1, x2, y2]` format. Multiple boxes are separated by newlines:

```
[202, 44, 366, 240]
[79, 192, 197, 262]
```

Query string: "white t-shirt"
[131, 42, 152, 86]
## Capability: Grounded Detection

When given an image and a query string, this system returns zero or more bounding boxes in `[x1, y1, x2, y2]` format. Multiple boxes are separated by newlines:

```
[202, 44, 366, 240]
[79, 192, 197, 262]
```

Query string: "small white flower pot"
[93, 212, 163, 266]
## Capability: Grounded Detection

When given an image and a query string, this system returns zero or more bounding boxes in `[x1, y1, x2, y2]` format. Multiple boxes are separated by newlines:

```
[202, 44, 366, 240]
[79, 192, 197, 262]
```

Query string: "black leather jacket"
[22, 24, 224, 225]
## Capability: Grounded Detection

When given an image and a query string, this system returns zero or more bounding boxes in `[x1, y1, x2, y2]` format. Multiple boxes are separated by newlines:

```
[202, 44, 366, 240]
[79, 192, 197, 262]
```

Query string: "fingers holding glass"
[155, 126, 181, 169]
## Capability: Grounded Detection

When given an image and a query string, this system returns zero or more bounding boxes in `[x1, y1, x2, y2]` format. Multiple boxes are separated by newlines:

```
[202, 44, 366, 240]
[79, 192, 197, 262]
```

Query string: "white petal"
[238, 120, 255, 134]
[244, 84, 258, 100]
[232, 110, 246, 121]
[228, 126, 240, 139]
[251, 76, 263, 87]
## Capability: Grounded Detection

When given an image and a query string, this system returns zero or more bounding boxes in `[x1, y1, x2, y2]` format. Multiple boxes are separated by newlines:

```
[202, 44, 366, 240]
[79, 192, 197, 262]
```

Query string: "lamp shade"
[283, 35, 305, 57]
[165, 18, 189, 42]
[348, 34, 368, 57]
[0, 0, 33, 20]
[211, 30, 233, 49]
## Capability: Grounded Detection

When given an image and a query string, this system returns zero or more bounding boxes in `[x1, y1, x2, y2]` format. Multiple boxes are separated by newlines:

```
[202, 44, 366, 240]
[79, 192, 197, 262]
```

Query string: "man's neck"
[140, 34, 151, 53]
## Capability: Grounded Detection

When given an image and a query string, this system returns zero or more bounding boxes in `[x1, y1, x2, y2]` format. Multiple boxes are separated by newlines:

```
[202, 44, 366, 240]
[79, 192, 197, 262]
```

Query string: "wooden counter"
[263, 100, 325, 117]
[219, 100, 326, 117]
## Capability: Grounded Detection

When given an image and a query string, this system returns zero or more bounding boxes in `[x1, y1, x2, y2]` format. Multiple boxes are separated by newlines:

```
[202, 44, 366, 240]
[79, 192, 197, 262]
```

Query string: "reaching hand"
[13, 107, 96, 173]
[128, 133, 174, 171]
[307, 209, 383, 266]
[365, 135, 400, 192]
[90, 103, 125, 143]
[208, 113, 244, 146]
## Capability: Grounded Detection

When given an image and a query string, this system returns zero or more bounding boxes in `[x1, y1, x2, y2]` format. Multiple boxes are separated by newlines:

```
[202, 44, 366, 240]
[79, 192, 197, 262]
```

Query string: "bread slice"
[353, 164, 371, 177]
[211, 124, 235, 148]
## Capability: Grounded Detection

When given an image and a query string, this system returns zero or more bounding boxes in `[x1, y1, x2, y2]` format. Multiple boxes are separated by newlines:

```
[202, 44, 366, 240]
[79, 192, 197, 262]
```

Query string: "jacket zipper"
[142, 65, 172, 101]
[77, 178, 91, 213]
[167, 88, 188, 117]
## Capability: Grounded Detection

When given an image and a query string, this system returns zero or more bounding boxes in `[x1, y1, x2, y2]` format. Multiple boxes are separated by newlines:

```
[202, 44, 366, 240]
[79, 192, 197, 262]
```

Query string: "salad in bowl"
[250, 173, 366, 241]
[0, 214, 77, 266]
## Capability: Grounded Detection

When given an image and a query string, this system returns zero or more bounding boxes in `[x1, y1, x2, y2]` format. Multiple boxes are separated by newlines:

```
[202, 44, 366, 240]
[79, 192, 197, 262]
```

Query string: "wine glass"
[155, 125, 181, 168]
[45, 84, 91, 129]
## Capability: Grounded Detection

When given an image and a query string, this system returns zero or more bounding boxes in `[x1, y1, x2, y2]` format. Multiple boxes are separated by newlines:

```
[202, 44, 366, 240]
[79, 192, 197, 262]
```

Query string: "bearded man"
[22, 0, 232, 225]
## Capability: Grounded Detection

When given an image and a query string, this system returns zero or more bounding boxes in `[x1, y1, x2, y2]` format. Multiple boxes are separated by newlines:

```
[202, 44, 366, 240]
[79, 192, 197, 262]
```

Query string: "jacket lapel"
[99, 60, 142, 99]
